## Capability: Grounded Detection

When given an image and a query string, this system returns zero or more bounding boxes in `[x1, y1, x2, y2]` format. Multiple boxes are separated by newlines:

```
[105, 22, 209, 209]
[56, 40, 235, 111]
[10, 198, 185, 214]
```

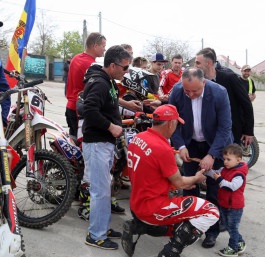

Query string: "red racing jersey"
[160, 69, 182, 95]
[128, 128, 178, 218]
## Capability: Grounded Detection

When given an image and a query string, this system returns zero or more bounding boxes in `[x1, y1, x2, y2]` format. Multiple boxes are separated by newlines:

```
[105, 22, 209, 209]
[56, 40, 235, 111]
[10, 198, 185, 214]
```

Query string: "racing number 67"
[127, 151, 140, 172]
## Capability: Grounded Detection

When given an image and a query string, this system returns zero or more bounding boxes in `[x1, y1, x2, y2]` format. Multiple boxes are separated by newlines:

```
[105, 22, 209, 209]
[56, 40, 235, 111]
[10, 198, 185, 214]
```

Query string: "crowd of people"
[59, 32, 256, 256]
[1, 26, 256, 257]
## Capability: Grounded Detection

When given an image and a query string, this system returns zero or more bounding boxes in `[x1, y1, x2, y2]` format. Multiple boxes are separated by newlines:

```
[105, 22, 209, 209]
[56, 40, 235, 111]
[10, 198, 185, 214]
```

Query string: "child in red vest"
[204, 143, 248, 256]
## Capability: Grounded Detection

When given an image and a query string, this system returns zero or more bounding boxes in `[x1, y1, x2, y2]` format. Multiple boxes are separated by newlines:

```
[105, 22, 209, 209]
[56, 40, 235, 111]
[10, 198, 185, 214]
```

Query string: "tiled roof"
[252, 60, 265, 74]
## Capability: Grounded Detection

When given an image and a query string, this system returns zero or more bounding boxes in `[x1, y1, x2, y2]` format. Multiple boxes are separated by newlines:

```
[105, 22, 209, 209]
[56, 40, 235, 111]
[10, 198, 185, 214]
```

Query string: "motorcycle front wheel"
[12, 150, 77, 229]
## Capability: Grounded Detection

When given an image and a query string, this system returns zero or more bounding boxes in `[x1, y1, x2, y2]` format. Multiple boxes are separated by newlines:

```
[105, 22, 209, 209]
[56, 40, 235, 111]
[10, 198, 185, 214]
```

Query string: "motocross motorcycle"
[4, 70, 77, 229]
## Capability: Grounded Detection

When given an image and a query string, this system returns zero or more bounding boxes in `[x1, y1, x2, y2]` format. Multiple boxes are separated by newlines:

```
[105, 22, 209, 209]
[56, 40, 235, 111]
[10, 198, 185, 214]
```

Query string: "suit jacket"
[169, 79, 233, 159]
[215, 69, 254, 141]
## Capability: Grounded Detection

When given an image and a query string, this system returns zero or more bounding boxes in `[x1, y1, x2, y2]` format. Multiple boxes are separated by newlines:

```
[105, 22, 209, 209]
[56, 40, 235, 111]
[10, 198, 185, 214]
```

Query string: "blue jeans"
[220, 207, 244, 251]
[82, 142, 115, 240]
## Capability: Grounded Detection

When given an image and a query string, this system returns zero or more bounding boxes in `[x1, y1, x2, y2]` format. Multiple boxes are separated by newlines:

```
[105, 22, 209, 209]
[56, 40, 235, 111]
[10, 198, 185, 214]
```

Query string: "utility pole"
[201, 38, 204, 49]
[246, 49, 248, 64]
[99, 12, 102, 33]
[83, 20, 88, 49]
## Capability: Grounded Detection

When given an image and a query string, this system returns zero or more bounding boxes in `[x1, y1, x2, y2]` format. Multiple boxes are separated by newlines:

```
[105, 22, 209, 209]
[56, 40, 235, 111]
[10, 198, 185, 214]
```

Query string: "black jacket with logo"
[82, 64, 121, 144]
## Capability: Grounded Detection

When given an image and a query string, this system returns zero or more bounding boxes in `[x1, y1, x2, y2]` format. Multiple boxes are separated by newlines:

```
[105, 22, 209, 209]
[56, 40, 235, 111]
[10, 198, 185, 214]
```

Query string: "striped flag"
[5, 0, 36, 88]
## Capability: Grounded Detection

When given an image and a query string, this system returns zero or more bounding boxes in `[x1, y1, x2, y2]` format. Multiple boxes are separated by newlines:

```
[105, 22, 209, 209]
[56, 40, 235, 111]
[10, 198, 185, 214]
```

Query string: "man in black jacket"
[194, 48, 254, 248]
[195, 48, 254, 146]
[81, 45, 131, 250]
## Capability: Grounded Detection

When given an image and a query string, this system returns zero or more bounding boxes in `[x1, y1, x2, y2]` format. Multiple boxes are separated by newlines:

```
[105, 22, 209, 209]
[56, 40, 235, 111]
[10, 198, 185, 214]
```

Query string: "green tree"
[56, 31, 84, 60]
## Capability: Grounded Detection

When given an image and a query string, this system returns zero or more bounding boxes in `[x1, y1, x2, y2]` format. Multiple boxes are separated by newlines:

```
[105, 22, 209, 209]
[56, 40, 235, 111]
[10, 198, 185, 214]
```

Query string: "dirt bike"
[0, 89, 25, 256]
[3, 70, 77, 229]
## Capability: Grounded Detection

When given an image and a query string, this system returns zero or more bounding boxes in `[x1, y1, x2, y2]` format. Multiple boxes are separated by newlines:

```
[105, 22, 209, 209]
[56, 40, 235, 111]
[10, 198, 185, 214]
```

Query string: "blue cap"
[150, 53, 168, 63]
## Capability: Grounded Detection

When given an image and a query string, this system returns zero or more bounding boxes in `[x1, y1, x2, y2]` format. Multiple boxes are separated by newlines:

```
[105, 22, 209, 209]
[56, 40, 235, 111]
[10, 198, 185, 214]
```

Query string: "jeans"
[82, 142, 114, 240]
[220, 207, 244, 251]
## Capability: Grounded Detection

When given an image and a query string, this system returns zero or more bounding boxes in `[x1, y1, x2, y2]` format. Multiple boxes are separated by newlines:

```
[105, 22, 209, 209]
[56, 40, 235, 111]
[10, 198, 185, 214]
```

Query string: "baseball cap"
[153, 104, 185, 124]
[150, 53, 168, 63]
[0, 21, 3, 27]
[241, 65, 251, 71]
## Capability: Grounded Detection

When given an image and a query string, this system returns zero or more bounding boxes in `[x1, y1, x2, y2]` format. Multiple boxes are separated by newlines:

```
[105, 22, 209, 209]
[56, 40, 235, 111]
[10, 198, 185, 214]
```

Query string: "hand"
[213, 172, 221, 180]
[159, 95, 169, 101]
[142, 99, 162, 110]
[179, 148, 190, 162]
[108, 123, 123, 138]
[241, 135, 253, 147]
[199, 154, 214, 171]
[195, 169, 207, 184]
[126, 100, 142, 112]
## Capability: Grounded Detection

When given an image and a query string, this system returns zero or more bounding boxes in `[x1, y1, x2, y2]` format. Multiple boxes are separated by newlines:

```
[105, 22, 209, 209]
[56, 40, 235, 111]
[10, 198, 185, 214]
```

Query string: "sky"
[1, 0, 265, 67]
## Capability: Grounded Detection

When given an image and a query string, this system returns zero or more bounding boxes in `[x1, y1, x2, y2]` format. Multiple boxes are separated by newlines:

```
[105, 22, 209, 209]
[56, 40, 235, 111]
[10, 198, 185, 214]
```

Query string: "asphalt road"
[21, 81, 265, 257]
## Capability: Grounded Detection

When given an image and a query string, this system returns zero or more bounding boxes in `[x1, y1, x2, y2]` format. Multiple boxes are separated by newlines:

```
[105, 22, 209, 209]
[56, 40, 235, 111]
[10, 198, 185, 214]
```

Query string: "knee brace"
[173, 221, 203, 248]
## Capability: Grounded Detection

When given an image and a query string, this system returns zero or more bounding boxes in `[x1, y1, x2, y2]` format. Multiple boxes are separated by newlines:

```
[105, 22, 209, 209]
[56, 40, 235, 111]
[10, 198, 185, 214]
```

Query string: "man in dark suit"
[195, 48, 254, 146]
[169, 67, 233, 248]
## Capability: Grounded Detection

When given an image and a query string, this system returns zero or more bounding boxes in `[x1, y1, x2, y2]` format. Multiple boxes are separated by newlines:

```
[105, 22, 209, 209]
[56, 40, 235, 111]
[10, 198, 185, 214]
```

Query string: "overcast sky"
[2, 0, 265, 67]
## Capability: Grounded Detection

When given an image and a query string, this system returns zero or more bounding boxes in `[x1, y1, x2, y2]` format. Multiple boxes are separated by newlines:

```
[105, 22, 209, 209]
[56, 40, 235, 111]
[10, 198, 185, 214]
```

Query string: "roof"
[251, 60, 265, 74]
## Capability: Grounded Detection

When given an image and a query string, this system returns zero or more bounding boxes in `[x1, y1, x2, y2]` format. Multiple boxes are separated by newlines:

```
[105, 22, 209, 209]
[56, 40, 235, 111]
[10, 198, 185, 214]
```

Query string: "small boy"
[204, 143, 248, 256]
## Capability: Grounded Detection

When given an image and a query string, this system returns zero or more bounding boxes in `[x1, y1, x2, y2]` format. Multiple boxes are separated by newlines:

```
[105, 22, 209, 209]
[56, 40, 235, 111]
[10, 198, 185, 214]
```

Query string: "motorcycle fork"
[23, 94, 44, 178]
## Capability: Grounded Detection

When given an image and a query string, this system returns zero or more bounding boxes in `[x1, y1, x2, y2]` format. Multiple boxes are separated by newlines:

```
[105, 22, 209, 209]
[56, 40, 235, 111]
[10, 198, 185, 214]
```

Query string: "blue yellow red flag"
[5, 0, 36, 88]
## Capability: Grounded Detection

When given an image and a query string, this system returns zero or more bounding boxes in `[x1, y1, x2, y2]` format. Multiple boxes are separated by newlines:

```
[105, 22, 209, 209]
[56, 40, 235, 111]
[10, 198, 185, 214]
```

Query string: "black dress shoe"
[202, 235, 216, 248]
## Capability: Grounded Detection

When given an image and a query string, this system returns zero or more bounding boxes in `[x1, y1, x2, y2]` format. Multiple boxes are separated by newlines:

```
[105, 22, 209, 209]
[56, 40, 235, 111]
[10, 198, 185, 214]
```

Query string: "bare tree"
[29, 10, 57, 56]
[143, 37, 193, 66]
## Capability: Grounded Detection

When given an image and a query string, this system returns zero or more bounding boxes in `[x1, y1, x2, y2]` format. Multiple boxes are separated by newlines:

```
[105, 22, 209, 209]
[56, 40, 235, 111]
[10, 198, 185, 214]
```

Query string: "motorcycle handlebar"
[0, 88, 19, 104]
[23, 79, 44, 88]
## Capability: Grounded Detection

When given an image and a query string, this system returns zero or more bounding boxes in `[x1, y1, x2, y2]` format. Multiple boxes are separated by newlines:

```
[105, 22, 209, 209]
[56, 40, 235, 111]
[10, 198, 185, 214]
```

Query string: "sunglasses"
[94, 34, 105, 44]
[114, 63, 129, 71]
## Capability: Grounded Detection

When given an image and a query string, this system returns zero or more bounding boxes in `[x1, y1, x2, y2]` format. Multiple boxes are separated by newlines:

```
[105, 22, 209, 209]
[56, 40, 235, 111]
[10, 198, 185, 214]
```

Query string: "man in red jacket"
[65, 32, 106, 138]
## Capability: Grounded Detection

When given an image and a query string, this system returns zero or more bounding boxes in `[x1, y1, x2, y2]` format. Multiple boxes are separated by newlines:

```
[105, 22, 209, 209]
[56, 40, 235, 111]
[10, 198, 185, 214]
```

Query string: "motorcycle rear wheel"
[12, 150, 77, 229]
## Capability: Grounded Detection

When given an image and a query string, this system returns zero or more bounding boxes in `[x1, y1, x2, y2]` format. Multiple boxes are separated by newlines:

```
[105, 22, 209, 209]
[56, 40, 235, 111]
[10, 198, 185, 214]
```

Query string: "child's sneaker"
[219, 246, 238, 256]
[238, 242, 246, 254]
[85, 233, 118, 250]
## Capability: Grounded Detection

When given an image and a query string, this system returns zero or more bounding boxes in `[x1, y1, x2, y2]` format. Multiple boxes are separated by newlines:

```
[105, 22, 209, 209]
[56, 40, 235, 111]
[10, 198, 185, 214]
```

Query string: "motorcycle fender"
[8, 114, 68, 148]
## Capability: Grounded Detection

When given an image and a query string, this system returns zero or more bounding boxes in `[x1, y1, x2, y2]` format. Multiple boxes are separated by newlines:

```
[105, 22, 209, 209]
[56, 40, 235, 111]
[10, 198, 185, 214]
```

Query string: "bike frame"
[0, 101, 24, 256]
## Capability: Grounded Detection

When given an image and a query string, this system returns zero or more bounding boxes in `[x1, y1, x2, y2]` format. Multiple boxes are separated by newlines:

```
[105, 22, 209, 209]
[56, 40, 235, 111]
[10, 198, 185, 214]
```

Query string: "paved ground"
[21, 81, 265, 257]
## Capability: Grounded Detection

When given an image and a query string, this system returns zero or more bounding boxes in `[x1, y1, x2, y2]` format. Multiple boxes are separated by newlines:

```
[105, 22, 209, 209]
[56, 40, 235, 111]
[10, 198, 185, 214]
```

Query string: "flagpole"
[20, 47, 27, 76]
[15, 47, 27, 129]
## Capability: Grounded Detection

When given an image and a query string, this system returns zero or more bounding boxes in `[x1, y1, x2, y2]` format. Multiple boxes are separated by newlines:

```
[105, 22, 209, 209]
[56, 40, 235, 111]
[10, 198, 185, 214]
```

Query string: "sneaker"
[111, 199, 125, 214]
[238, 242, 246, 254]
[78, 207, 90, 221]
[85, 233, 118, 250]
[107, 228, 122, 239]
[121, 220, 136, 257]
[219, 246, 238, 257]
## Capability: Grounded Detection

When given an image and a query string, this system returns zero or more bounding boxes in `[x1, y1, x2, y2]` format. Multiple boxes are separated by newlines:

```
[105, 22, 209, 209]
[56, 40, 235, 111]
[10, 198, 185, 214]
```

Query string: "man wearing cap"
[148, 53, 168, 95]
[123, 104, 220, 257]
[240, 65, 256, 102]
[169, 67, 233, 249]
[0, 21, 11, 128]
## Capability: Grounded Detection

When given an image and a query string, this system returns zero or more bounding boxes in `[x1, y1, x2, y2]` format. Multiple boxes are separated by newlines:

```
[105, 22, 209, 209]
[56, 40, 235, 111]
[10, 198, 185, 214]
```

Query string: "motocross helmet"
[122, 67, 154, 101]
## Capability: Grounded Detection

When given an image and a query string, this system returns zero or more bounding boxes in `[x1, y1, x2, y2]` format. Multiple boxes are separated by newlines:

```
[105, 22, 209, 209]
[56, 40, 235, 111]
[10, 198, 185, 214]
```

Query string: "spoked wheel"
[12, 150, 77, 229]
[241, 136, 259, 169]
